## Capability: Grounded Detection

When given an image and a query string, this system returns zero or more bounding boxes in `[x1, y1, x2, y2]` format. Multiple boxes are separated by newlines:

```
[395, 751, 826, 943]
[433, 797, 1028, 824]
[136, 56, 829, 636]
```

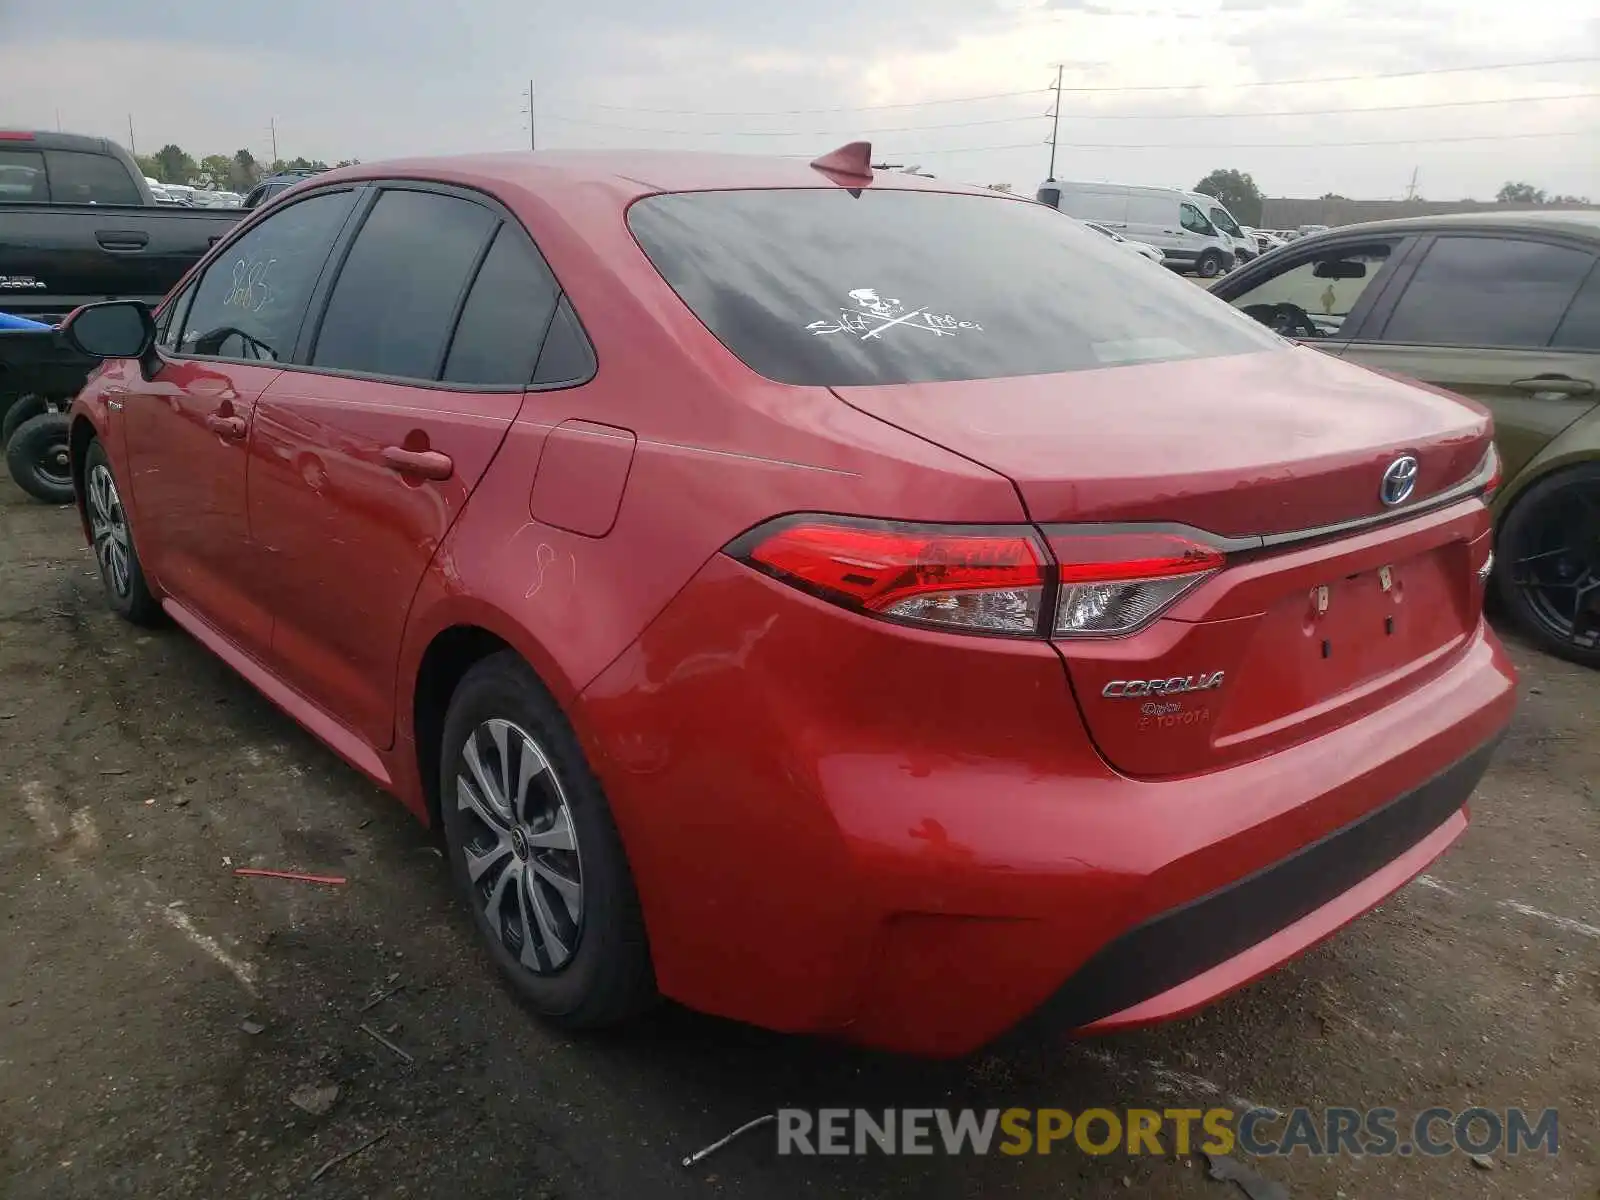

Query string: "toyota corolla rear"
[582, 179, 1516, 1056]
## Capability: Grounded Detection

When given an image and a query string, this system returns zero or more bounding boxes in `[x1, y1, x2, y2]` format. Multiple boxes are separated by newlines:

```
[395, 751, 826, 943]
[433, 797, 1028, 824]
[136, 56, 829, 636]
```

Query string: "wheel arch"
[1491, 409, 1600, 525]
[68, 414, 100, 535]
[404, 602, 583, 829]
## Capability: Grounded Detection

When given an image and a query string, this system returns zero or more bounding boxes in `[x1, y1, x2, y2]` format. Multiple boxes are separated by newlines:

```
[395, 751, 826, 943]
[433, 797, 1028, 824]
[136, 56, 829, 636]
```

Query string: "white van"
[1184, 192, 1255, 264]
[1035, 180, 1235, 278]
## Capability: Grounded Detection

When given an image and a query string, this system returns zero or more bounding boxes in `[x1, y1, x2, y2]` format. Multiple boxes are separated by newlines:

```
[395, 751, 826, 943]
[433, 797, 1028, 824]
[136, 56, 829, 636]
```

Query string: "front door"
[1340, 233, 1600, 482]
[1218, 235, 1411, 353]
[119, 187, 360, 656]
[249, 187, 562, 749]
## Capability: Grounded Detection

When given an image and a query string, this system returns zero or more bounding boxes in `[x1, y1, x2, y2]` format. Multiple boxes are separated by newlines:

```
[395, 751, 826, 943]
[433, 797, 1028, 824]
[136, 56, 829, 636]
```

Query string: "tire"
[1494, 463, 1600, 668]
[2, 393, 50, 445]
[82, 439, 163, 626]
[1195, 250, 1225, 279]
[5, 412, 74, 504]
[439, 651, 655, 1028]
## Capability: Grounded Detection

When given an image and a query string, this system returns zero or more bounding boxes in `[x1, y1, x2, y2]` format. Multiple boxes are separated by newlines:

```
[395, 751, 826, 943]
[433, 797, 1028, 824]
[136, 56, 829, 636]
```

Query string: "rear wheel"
[5, 412, 73, 504]
[439, 652, 655, 1027]
[1495, 463, 1600, 668]
[1194, 249, 1225, 279]
[83, 439, 163, 625]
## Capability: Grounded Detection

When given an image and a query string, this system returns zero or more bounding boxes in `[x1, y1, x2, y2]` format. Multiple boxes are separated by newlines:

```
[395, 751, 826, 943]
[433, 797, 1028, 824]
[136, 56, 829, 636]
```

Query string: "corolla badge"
[1102, 672, 1225, 698]
[1380, 455, 1419, 507]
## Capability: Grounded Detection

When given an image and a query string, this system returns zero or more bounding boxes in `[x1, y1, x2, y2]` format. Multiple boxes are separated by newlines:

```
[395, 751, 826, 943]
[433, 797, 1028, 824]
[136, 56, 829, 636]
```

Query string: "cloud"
[0, 0, 1595, 200]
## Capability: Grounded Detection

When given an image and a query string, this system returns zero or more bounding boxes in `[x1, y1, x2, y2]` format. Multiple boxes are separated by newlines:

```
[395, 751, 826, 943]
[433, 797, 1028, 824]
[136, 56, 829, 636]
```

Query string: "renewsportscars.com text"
[776, 1107, 1560, 1158]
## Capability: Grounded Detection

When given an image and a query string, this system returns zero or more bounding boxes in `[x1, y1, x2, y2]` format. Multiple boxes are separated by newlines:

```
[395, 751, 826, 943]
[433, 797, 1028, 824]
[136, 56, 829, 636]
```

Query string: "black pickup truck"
[1, 130, 245, 501]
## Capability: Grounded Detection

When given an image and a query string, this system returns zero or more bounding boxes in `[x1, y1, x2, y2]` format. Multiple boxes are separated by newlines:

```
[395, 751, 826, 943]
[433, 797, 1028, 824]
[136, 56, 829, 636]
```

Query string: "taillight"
[731, 517, 1048, 636]
[727, 517, 1227, 639]
[1479, 443, 1501, 502]
[1047, 530, 1224, 637]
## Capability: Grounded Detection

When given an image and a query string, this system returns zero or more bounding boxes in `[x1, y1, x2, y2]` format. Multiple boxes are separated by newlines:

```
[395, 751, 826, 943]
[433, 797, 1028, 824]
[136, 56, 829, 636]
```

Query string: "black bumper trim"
[1034, 737, 1500, 1032]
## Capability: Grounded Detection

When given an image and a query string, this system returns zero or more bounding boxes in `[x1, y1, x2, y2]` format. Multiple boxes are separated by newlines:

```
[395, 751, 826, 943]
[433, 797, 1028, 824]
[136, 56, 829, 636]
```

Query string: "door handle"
[204, 413, 247, 439]
[381, 446, 453, 480]
[1510, 376, 1593, 397]
[95, 230, 150, 252]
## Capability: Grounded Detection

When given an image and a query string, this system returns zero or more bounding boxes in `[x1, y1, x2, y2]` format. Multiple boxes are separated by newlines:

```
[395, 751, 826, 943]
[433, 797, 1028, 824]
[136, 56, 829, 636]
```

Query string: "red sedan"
[59, 145, 1515, 1056]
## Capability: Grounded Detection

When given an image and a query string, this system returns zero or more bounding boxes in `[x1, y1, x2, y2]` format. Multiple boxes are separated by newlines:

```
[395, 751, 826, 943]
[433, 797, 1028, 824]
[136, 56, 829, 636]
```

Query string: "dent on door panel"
[529, 419, 637, 537]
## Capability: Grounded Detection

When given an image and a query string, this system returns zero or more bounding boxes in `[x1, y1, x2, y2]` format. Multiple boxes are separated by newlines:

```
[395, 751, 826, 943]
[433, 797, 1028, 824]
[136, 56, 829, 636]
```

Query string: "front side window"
[1208, 207, 1243, 237]
[1229, 241, 1399, 339]
[0, 148, 47, 202]
[44, 150, 141, 205]
[1179, 203, 1213, 235]
[312, 190, 497, 380]
[628, 188, 1278, 388]
[176, 189, 356, 361]
[1381, 236, 1596, 349]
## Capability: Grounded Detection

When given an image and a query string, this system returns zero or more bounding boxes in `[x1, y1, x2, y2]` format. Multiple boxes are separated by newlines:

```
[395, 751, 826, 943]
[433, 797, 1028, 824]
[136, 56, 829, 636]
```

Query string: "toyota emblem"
[1380, 455, 1419, 507]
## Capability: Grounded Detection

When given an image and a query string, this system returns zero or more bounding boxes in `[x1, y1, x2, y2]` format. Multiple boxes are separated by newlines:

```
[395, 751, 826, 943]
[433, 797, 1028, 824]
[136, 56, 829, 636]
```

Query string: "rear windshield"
[628, 188, 1279, 387]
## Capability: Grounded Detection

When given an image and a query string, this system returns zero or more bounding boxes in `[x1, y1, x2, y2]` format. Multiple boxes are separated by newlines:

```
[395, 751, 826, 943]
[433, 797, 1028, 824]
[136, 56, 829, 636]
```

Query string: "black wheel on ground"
[439, 651, 656, 1027]
[1194, 249, 1225, 279]
[1495, 463, 1600, 668]
[2, 393, 50, 444]
[5, 411, 74, 504]
[82, 438, 163, 625]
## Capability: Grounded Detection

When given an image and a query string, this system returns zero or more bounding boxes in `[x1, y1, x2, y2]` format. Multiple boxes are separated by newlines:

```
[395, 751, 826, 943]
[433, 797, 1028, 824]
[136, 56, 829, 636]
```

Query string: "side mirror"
[62, 300, 156, 359]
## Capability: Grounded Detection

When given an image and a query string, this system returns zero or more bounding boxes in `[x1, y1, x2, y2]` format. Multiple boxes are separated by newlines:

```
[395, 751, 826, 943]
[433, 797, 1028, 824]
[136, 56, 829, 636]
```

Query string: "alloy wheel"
[88, 463, 132, 598]
[455, 718, 585, 974]
[1508, 482, 1600, 651]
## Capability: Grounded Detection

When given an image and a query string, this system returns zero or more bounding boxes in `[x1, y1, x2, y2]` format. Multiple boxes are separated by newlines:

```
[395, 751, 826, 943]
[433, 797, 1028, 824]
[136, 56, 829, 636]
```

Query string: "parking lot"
[1, 474, 1596, 1200]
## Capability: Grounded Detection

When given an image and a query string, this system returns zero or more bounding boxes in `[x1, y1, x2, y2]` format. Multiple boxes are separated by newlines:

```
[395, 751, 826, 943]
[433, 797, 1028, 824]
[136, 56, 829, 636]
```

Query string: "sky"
[1, 0, 1596, 200]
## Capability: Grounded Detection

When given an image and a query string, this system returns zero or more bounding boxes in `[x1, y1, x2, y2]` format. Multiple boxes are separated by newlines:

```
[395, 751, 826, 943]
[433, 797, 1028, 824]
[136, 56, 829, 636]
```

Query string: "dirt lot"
[2, 475, 1597, 1200]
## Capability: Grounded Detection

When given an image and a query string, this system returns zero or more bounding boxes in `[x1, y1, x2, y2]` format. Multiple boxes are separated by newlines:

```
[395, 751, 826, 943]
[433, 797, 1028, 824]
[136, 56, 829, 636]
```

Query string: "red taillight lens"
[1046, 530, 1223, 637]
[729, 517, 1231, 639]
[0, 131, 37, 141]
[734, 518, 1048, 636]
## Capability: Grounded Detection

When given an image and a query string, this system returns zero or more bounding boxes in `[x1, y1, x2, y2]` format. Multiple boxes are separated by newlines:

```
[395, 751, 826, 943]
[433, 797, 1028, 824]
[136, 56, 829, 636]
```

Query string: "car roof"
[310, 149, 1011, 207]
[1294, 209, 1600, 243]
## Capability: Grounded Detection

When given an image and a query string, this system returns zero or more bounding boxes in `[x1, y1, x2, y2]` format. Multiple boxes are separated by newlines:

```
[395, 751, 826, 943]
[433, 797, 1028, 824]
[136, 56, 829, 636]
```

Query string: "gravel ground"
[1, 475, 1596, 1200]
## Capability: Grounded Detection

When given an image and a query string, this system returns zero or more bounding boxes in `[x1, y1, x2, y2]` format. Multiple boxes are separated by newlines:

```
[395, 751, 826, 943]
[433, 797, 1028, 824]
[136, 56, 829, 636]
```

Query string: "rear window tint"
[627, 189, 1277, 387]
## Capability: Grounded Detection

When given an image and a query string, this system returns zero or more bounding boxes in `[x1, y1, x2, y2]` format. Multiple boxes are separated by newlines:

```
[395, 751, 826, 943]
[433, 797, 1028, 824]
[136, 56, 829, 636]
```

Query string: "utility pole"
[55, 108, 61, 132]
[127, 114, 136, 156]
[1404, 165, 1419, 202]
[269, 118, 279, 166]
[1046, 64, 1064, 182]
[523, 79, 537, 150]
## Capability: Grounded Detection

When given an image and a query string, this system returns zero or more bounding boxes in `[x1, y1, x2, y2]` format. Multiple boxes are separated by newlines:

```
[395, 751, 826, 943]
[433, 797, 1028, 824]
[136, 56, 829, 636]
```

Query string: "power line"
[541, 90, 1600, 139]
[871, 129, 1598, 158]
[556, 56, 1600, 116]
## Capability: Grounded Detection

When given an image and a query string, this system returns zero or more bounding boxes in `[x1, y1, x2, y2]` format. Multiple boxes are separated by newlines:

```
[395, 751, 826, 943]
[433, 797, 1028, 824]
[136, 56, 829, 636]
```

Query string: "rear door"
[1343, 233, 1600, 481]
[249, 184, 561, 750]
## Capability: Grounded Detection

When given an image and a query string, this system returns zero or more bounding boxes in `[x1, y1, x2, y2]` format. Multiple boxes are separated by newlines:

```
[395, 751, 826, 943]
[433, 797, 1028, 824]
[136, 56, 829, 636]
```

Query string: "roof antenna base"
[810, 141, 874, 184]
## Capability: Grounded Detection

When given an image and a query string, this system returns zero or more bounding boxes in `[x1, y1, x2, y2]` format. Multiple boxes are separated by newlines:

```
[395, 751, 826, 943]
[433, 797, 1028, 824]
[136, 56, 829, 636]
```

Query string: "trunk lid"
[834, 346, 1495, 776]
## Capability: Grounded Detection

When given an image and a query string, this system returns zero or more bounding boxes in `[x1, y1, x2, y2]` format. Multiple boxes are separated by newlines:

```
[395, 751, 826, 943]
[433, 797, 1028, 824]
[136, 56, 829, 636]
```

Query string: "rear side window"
[1552, 262, 1600, 350]
[177, 189, 356, 361]
[1381, 236, 1595, 348]
[313, 190, 497, 380]
[441, 225, 561, 386]
[0, 149, 47, 202]
[44, 150, 140, 205]
[627, 189, 1277, 388]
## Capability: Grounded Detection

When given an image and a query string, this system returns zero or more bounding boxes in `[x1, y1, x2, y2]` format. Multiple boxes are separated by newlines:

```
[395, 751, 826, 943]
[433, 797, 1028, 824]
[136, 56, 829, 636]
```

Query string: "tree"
[1549, 193, 1593, 205]
[198, 154, 234, 190]
[231, 148, 262, 192]
[133, 154, 162, 181]
[152, 144, 197, 186]
[1194, 168, 1264, 226]
[1320, 192, 1348, 201]
[1497, 181, 1547, 204]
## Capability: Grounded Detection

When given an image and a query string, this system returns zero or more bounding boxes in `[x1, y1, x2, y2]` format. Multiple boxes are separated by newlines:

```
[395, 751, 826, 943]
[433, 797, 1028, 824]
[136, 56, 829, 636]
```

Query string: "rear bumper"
[579, 558, 1517, 1057]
